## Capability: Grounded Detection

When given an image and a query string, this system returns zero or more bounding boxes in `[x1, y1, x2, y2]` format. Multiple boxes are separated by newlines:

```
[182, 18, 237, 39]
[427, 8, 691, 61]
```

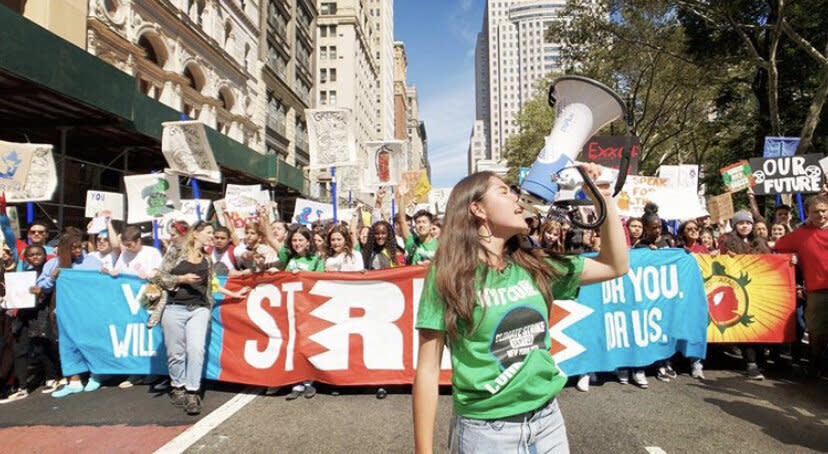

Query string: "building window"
[320, 2, 337, 14]
[329, 68, 337, 82]
[329, 90, 337, 104]
[329, 46, 337, 59]
[320, 91, 327, 105]
[320, 68, 327, 83]
[320, 46, 327, 60]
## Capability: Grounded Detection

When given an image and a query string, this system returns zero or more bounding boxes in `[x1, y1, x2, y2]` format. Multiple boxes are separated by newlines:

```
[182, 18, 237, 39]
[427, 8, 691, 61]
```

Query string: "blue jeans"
[449, 398, 569, 454]
[161, 305, 210, 392]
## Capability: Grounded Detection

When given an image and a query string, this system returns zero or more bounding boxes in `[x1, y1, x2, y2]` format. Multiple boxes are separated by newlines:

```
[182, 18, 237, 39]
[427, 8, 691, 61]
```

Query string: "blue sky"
[395, 0, 485, 188]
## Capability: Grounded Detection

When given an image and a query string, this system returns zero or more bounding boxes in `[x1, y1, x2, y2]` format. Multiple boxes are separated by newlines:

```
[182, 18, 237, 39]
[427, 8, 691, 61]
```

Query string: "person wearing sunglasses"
[16, 222, 53, 272]
[677, 220, 710, 254]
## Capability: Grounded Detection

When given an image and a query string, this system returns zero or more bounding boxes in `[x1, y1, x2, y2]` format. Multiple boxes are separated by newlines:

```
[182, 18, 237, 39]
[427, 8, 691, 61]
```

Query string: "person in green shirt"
[284, 226, 324, 273]
[400, 207, 438, 265]
[413, 167, 629, 454]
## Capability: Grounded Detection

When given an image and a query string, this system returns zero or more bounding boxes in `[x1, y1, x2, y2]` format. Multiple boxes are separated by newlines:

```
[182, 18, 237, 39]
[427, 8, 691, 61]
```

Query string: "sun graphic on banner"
[696, 254, 795, 343]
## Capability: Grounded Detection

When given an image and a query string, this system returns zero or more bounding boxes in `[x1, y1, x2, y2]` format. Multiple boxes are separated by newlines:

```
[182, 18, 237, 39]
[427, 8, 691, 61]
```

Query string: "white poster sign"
[0, 140, 35, 193]
[658, 164, 699, 191]
[85, 190, 125, 220]
[365, 141, 404, 188]
[161, 121, 221, 183]
[156, 199, 212, 240]
[4, 271, 37, 309]
[307, 109, 357, 169]
[292, 198, 335, 225]
[124, 173, 181, 224]
[6, 143, 57, 203]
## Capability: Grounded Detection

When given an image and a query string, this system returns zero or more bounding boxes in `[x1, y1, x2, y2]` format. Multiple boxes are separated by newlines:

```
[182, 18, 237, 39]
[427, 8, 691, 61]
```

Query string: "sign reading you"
[748, 154, 824, 195]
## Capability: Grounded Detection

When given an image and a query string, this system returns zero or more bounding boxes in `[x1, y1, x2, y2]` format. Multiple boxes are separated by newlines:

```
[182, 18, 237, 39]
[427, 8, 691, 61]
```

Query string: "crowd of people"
[0, 174, 825, 423]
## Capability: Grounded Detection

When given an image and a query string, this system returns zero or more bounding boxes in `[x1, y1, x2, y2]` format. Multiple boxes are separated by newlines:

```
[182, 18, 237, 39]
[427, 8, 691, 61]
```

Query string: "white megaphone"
[520, 76, 631, 229]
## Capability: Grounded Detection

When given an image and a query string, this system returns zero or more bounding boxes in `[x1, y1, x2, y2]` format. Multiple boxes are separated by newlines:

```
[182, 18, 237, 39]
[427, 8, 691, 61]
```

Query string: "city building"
[405, 85, 427, 175]
[468, 0, 568, 175]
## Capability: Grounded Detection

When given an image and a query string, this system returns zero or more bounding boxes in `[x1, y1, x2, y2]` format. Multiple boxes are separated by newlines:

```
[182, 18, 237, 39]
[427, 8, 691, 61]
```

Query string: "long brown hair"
[432, 172, 563, 340]
[57, 233, 82, 269]
[326, 223, 354, 257]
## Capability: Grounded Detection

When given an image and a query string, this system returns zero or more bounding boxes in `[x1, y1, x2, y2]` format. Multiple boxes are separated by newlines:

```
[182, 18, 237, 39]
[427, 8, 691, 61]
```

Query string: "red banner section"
[217, 266, 453, 387]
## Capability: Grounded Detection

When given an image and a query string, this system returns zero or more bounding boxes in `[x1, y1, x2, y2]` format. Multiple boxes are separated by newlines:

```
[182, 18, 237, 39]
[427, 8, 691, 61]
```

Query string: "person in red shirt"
[774, 194, 828, 377]
[677, 219, 711, 255]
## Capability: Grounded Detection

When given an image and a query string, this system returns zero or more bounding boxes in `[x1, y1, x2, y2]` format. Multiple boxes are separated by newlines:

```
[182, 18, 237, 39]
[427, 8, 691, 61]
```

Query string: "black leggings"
[14, 328, 60, 389]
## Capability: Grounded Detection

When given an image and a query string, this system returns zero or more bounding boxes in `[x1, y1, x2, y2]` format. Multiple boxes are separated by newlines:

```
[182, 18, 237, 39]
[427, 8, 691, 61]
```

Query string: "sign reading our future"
[749, 154, 824, 195]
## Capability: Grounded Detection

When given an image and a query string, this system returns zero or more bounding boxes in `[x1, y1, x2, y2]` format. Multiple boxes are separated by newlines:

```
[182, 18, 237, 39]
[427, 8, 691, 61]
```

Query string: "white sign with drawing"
[306, 109, 357, 168]
[5, 142, 57, 203]
[124, 173, 181, 224]
[162, 121, 221, 183]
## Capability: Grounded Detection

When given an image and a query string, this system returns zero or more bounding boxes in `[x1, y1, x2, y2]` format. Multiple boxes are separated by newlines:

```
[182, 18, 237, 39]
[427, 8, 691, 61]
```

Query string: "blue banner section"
[55, 269, 225, 377]
[763, 136, 799, 158]
[554, 249, 708, 376]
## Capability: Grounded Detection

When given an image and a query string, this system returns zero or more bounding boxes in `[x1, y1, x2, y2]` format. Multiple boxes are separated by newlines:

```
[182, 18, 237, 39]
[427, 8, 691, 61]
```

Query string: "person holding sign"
[413, 167, 628, 454]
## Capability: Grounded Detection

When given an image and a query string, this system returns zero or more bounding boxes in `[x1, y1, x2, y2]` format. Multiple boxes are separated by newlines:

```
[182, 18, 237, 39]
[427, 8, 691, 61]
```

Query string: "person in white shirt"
[233, 221, 277, 272]
[108, 226, 162, 279]
[88, 219, 120, 270]
[324, 224, 364, 272]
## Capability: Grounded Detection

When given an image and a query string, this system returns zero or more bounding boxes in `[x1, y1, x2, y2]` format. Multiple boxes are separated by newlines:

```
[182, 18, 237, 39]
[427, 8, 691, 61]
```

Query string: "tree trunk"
[796, 61, 828, 154]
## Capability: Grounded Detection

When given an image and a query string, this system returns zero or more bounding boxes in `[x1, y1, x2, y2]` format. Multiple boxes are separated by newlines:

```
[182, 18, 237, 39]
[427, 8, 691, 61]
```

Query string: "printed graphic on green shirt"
[491, 306, 547, 369]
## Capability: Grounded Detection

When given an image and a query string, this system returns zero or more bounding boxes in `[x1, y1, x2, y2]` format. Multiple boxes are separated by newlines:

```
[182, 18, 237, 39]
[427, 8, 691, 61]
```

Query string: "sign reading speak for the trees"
[748, 154, 824, 195]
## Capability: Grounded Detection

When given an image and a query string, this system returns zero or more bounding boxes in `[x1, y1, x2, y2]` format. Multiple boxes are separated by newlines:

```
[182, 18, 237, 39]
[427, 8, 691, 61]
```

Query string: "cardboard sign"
[365, 141, 405, 188]
[85, 190, 125, 220]
[614, 175, 670, 217]
[820, 155, 828, 178]
[720, 160, 754, 192]
[706, 192, 734, 222]
[223, 185, 269, 236]
[5, 142, 57, 203]
[658, 164, 699, 191]
[748, 154, 824, 195]
[0, 140, 35, 193]
[4, 271, 37, 309]
[124, 173, 181, 224]
[307, 109, 357, 169]
[161, 121, 221, 183]
[579, 136, 640, 174]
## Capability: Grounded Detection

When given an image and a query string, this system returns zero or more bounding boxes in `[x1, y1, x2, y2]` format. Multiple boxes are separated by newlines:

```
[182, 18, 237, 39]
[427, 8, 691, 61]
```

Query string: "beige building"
[261, 0, 317, 169]
[1, 0, 88, 47]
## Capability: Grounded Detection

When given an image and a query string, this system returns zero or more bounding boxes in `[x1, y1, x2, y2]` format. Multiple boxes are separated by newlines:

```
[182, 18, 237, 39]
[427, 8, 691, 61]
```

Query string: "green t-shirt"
[416, 256, 584, 420]
[406, 235, 438, 265]
[278, 244, 290, 264]
[285, 254, 324, 272]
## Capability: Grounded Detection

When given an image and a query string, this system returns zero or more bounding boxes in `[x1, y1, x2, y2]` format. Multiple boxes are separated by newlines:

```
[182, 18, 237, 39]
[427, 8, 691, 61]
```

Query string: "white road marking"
[154, 387, 260, 454]
[791, 406, 815, 417]
[645, 447, 667, 454]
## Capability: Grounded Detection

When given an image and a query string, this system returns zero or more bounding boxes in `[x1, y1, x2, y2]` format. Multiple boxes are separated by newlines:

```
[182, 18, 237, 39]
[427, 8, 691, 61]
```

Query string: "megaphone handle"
[569, 166, 607, 230]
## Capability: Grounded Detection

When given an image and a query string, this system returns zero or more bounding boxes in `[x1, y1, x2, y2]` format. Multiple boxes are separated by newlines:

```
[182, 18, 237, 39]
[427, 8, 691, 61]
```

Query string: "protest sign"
[658, 164, 699, 191]
[748, 154, 824, 195]
[401, 170, 430, 204]
[124, 173, 181, 224]
[720, 160, 754, 192]
[706, 193, 734, 222]
[292, 198, 335, 225]
[428, 187, 452, 214]
[695, 254, 796, 343]
[821, 155, 828, 177]
[5, 142, 57, 203]
[579, 136, 640, 173]
[6, 206, 20, 240]
[85, 190, 124, 221]
[55, 249, 714, 384]
[0, 140, 35, 193]
[223, 185, 267, 236]
[156, 199, 212, 240]
[161, 121, 221, 183]
[365, 141, 404, 188]
[307, 109, 357, 169]
[763, 136, 799, 158]
[614, 175, 670, 217]
[4, 271, 37, 309]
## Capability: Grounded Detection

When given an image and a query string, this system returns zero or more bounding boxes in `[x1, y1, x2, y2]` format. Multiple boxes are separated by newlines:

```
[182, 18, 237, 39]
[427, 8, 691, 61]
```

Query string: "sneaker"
[690, 361, 705, 380]
[84, 375, 102, 392]
[376, 387, 388, 399]
[169, 387, 187, 408]
[632, 370, 649, 389]
[264, 387, 280, 396]
[53, 381, 84, 398]
[41, 380, 60, 394]
[286, 384, 304, 401]
[151, 379, 170, 392]
[575, 374, 590, 392]
[802, 332, 809, 344]
[616, 368, 629, 384]
[746, 363, 765, 380]
[656, 367, 672, 382]
[303, 383, 317, 399]
[118, 377, 136, 389]
[184, 392, 201, 415]
[665, 364, 678, 379]
[0, 389, 28, 404]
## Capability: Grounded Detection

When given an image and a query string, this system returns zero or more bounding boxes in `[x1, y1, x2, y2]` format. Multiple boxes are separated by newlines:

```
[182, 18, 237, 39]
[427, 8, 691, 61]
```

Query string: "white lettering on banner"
[632, 309, 665, 347]
[109, 323, 157, 358]
[625, 265, 680, 303]
[243, 282, 301, 370]
[605, 312, 629, 350]
[602, 278, 626, 304]
[308, 280, 405, 370]
[122, 284, 147, 316]
[763, 176, 821, 194]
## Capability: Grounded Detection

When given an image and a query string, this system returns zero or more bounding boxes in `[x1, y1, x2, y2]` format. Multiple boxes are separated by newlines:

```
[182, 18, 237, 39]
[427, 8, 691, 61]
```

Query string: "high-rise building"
[405, 85, 426, 172]
[469, 0, 568, 175]
[371, 0, 395, 140]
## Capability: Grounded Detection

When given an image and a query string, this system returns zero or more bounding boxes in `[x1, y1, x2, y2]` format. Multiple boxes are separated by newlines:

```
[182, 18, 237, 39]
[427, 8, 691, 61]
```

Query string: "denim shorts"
[449, 398, 569, 454]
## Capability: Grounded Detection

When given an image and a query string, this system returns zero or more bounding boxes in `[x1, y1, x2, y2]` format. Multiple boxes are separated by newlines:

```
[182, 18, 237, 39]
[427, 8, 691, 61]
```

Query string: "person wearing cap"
[718, 209, 771, 380]
[774, 194, 828, 378]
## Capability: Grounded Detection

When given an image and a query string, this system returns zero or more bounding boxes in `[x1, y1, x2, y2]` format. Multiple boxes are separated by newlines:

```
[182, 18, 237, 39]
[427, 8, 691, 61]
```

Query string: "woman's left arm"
[580, 164, 630, 286]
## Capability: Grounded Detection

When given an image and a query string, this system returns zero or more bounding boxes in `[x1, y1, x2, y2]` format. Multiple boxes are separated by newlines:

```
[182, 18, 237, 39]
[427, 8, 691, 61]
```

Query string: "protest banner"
[614, 175, 669, 217]
[579, 136, 640, 173]
[124, 173, 181, 224]
[720, 160, 754, 192]
[4, 271, 37, 309]
[763, 136, 799, 158]
[706, 192, 734, 222]
[748, 154, 824, 195]
[85, 190, 125, 221]
[695, 254, 796, 343]
[55, 249, 714, 385]
[307, 109, 357, 169]
[161, 121, 221, 183]
[5, 142, 57, 203]
[0, 140, 35, 193]
[365, 141, 404, 188]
